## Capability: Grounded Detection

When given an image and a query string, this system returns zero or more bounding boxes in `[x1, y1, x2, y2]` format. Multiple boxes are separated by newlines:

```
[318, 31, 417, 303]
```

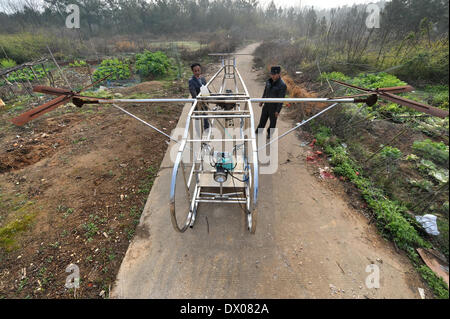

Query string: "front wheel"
[247, 208, 257, 234]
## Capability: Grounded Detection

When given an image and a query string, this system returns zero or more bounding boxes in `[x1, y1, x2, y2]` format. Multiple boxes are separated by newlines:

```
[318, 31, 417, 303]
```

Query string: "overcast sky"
[260, 0, 377, 9]
[0, 0, 381, 13]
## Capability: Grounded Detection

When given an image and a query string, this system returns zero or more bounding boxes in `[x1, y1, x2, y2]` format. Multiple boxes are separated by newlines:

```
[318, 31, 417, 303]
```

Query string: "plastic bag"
[415, 214, 440, 236]
[200, 85, 210, 96]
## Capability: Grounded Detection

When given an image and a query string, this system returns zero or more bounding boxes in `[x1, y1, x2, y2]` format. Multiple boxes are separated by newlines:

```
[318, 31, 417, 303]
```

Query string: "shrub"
[408, 179, 434, 192]
[376, 103, 412, 119]
[412, 139, 449, 165]
[93, 58, 131, 81]
[135, 50, 171, 79]
[69, 60, 88, 67]
[379, 146, 403, 161]
[417, 159, 449, 184]
[312, 124, 430, 250]
[318, 71, 350, 82]
[5, 65, 49, 83]
[314, 125, 332, 146]
[351, 72, 406, 90]
[395, 48, 449, 84]
[0, 59, 16, 69]
[0, 33, 55, 63]
[115, 40, 137, 52]
[423, 85, 449, 110]
[417, 265, 449, 299]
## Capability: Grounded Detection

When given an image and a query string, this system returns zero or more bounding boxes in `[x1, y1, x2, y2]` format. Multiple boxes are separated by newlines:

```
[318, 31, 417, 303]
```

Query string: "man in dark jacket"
[188, 63, 209, 130]
[256, 66, 287, 139]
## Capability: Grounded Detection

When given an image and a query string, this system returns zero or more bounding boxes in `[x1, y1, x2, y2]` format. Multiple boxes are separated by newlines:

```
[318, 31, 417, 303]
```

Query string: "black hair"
[191, 63, 201, 70]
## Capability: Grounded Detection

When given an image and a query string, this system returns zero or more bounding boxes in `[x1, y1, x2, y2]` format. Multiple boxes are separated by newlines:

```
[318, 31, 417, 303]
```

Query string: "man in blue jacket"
[256, 66, 287, 139]
[189, 63, 209, 130]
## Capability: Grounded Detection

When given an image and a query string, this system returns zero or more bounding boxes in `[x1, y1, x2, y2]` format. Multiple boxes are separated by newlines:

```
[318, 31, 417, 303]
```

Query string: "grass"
[57, 205, 74, 219]
[147, 41, 205, 51]
[412, 139, 449, 166]
[0, 58, 16, 68]
[49, 241, 60, 249]
[417, 265, 449, 299]
[0, 33, 52, 63]
[436, 218, 449, 258]
[420, 85, 449, 110]
[311, 123, 449, 299]
[72, 137, 87, 144]
[0, 213, 36, 251]
[82, 221, 99, 240]
[314, 124, 429, 249]
[17, 277, 28, 292]
[37, 266, 53, 289]
[1, 95, 34, 114]
[137, 166, 157, 195]
[0, 193, 39, 251]
[317, 72, 449, 136]
[415, 159, 449, 184]
[125, 228, 135, 241]
[81, 214, 109, 242]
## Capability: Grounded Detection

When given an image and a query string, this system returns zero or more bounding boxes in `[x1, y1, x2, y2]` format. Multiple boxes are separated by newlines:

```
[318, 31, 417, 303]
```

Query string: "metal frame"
[74, 57, 376, 234]
[12, 54, 396, 234]
[168, 56, 259, 233]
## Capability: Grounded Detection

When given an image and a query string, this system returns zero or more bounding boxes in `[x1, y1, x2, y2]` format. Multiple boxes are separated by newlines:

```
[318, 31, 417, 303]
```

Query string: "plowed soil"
[0, 79, 188, 298]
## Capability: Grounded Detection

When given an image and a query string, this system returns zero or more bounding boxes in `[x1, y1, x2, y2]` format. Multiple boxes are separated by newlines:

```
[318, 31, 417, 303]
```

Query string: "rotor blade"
[330, 80, 375, 93]
[77, 72, 113, 93]
[33, 86, 102, 101]
[377, 85, 415, 94]
[32, 72, 112, 98]
[33, 85, 73, 96]
[332, 80, 415, 95]
[380, 92, 449, 118]
[332, 93, 374, 99]
[208, 53, 252, 56]
[11, 95, 72, 126]
[330, 81, 446, 116]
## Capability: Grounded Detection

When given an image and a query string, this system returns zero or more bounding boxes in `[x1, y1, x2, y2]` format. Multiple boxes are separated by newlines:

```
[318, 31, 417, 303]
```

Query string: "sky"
[0, 0, 381, 13]
[259, 0, 378, 9]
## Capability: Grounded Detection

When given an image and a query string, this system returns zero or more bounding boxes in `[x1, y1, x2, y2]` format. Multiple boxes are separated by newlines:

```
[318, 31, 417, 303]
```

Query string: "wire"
[204, 142, 250, 215]
[200, 143, 217, 168]
[231, 143, 245, 170]
[227, 169, 249, 183]
[230, 167, 250, 215]
[227, 141, 250, 217]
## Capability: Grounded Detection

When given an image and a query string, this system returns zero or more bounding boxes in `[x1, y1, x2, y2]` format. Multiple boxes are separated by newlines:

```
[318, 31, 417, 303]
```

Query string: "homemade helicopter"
[10, 53, 449, 234]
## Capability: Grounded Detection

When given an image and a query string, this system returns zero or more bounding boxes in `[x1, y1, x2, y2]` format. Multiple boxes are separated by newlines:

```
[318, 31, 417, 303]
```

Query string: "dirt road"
[111, 43, 426, 299]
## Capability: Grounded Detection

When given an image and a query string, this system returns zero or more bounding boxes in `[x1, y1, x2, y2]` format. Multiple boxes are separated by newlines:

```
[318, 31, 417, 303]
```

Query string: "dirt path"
[111, 43, 426, 299]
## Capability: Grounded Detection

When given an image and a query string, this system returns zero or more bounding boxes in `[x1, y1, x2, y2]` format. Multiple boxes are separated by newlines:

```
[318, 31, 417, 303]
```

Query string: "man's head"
[270, 66, 281, 81]
[191, 63, 202, 78]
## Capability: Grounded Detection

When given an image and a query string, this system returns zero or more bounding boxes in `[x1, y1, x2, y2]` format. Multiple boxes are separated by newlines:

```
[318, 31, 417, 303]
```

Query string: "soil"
[0, 76, 191, 298]
[113, 81, 164, 96]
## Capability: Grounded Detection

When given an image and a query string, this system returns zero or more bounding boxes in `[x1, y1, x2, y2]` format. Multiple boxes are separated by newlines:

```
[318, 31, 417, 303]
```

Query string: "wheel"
[170, 160, 197, 233]
[245, 170, 256, 234]
[247, 208, 257, 234]
[189, 198, 199, 228]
